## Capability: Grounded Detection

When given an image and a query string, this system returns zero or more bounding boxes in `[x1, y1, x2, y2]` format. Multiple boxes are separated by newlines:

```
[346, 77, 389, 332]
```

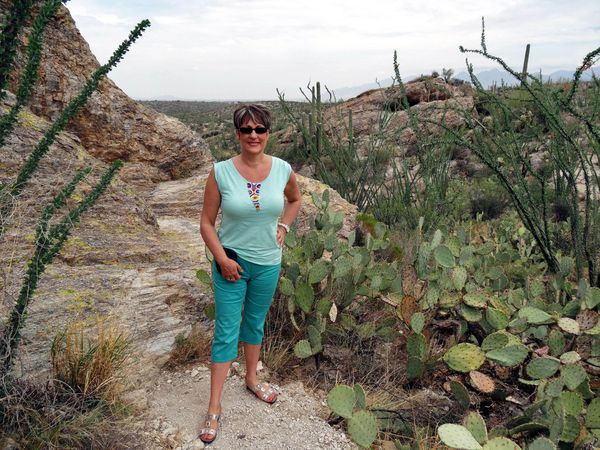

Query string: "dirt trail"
[142, 175, 355, 450]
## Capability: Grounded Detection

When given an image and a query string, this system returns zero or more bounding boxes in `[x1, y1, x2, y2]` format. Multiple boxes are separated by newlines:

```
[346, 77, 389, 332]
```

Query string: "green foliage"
[444, 21, 600, 286]
[279, 189, 401, 361]
[326, 383, 377, 448]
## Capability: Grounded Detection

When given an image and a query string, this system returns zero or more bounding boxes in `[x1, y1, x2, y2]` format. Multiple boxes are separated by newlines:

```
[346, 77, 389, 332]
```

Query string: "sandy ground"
[144, 363, 356, 450]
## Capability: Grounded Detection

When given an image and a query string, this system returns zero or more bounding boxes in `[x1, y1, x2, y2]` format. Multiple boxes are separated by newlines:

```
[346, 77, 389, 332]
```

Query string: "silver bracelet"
[277, 222, 290, 232]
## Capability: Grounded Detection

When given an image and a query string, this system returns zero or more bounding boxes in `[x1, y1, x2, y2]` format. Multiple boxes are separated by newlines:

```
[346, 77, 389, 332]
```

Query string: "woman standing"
[199, 104, 301, 443]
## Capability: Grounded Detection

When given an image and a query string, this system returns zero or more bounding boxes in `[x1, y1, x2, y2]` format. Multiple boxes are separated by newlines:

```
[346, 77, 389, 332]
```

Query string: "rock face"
[0, 2, 358, 383]
[2, 1, 212, 186]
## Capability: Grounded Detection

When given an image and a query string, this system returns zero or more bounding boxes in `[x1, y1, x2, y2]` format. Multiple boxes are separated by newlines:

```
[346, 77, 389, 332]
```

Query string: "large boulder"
[2, 1, 212, 186]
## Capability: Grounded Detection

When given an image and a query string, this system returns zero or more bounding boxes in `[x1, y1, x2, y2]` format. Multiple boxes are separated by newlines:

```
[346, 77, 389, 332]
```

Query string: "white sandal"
[199, 412, 221, 444]
[246, 382, 278, 403]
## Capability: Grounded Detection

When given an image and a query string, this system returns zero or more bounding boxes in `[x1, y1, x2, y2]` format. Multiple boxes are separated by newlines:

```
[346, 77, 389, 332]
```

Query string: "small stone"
[185, 439, 205, 450]
[167, 379, 172, 384]
[162, 426, 177, 437]
[256, 361, 263, 371]
[191, 369, 199, 377]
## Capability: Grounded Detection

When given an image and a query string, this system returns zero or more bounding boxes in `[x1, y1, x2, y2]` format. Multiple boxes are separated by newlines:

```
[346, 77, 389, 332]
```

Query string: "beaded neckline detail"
[247, 182, 261, 211]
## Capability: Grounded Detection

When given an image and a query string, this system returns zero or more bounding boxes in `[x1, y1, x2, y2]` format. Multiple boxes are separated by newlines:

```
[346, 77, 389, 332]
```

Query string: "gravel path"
[145, 363, 355, 450]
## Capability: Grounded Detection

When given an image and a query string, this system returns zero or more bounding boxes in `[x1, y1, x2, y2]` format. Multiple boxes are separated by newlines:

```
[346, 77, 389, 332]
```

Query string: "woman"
[199, 104, 301, 443]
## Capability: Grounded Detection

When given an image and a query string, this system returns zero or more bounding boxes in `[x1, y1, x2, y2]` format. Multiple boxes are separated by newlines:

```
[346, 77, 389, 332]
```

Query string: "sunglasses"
[238, 126, 269, 135]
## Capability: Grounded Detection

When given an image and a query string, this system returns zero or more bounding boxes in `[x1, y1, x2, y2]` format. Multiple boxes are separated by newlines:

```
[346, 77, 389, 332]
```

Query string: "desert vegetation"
[192, 24, 600, 450]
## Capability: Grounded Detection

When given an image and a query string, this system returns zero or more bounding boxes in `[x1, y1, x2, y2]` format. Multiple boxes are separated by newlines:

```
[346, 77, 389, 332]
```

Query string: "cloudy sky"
[68, 0, 600, 101]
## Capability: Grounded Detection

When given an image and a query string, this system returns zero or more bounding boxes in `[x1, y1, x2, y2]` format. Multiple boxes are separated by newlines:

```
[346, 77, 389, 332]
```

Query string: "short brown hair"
[233, 104, 272, 130]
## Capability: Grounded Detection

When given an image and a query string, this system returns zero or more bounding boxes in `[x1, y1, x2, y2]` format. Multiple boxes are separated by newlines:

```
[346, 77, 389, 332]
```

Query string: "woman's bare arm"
[277, 171, 301, 246]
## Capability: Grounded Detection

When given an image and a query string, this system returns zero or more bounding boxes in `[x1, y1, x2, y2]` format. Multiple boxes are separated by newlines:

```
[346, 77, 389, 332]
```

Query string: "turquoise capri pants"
[211, 255, 281, 363]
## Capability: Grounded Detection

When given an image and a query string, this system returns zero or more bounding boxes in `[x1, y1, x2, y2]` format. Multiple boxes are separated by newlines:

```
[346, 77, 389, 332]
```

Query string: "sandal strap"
[252, 382, 276, 399]
[205, 413, 221, 421]
[200, 427, 217, 436]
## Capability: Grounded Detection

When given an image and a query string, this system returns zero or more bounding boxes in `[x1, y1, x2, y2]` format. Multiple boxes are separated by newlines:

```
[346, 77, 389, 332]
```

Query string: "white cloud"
[69, 0, 600, 100]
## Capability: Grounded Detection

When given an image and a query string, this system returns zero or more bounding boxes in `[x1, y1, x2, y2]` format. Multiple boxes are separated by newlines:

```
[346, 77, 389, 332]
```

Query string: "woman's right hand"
[218, 257, 243, 282]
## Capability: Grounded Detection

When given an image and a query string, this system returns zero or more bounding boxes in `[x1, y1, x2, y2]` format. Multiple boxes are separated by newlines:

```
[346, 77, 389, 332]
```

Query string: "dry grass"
[0, 321, 143, 449]
[51, 321, 130, 401]
[166, 323, 212, 368]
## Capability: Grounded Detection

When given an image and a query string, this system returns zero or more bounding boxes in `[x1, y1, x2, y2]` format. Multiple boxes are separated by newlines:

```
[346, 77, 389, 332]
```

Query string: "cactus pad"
[463, 292, 488, 308]
[559, 413, 580, 443]
[308, 260, 330, 284]
[584, 286, 600, 309]
[407, 333, 427, 360]
[486, 308, 509, 330]
[548, 329, 565, 356]
[525, 357, 560, 379]
[559, 391, 583, 417]
[347, 410, 378, 449]
[444, 343, 486, 373]
[560, 363, 587, 390]
[406, 357, 425, 380]
[576, 309, 598, 331]
[485, 344, 528, 367]
[481, 437, 521, 449]
[481, 332, 509, 351]
[278, 276, 294, 296]
[437, 424, 482, 450]
[410, 312, 425, 334]
[452, 266, 468, 291]
[461, 304, 484, 322]
[294, 340, 313, 359]
[434, 245, 456, 268]
[469, 370, 496, 394]
[295, 282, 314, 313]
[586, 397, 600, 428]
[527, 437, 556, 450]
[450, 380, 470, 410]
[353, 384, 367, 409]
[464, 411, 487, 445]
[559, 351, 581, 365]
[307, 325, 322, 353]
[326, 384, 355, 419]
[558, 318, 580, 335]
[518, 307, 553, 325]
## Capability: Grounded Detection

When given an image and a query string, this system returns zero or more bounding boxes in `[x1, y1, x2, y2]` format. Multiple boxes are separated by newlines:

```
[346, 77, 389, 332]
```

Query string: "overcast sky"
[68, 0, 600, 101]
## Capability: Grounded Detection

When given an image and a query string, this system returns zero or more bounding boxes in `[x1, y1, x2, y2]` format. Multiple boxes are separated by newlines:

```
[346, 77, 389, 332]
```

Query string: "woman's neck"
[239, 152, 267, 168]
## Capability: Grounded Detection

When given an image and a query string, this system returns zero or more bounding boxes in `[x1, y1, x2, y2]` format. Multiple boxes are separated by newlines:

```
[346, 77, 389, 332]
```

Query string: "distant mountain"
[454, 67, 599, 88]
[332, 67, 599, 99]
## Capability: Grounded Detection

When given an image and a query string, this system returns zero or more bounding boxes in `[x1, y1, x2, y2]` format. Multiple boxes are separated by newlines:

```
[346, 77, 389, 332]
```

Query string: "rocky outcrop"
[2, 1, 212, 186]
[0, 2, 358, 382]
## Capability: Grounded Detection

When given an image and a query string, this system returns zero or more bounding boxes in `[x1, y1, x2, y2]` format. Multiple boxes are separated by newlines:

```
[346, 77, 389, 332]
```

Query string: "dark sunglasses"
[238, 126, 269, 135]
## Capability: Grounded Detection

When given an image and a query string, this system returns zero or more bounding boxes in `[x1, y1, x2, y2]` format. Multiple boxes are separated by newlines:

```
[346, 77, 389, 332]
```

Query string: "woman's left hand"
[276, 225, 287, 247]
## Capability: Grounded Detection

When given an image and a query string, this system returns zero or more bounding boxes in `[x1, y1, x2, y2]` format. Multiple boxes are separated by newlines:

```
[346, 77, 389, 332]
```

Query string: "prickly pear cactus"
[469, 370, 496, 394]
[294, 340, 313, 359]
[450, 380, 471, 410]
[527, 437, 556, 450]
[437, 424, 482, 449]
[444, 343, 486, 372]
[464, 411, 488, 445]
[326, 384, 357, 420]
[485, 344, 528, 367]
[525, 357, 560, 379]
[347, 410, 378, 449]
[481, 437, 521, 449]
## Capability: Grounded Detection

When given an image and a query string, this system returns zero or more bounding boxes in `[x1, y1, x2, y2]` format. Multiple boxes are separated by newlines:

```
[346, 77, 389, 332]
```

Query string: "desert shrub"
[469, 178, 510, 220]
[51, 323, 131, 400]
[167, 323, 212, 367]
[0, 378, 140, 449]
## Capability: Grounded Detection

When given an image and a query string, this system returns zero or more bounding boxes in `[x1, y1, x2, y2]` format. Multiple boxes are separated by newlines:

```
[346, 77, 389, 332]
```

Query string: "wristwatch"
[277, 222, 290, 232]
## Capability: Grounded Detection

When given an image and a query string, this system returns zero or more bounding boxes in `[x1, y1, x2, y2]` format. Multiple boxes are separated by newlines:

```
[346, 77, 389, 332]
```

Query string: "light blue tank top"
[214, 156, 291, 265]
